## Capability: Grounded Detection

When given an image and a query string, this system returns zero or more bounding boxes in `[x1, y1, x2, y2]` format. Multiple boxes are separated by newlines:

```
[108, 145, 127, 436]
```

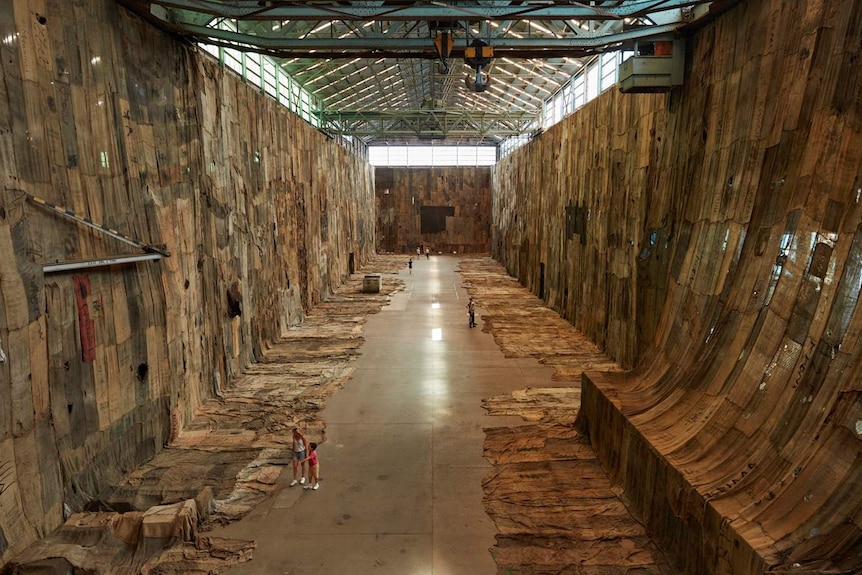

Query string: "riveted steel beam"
[315, 109, 540, 138]
[122, 0, 717, 21]
[43, 254, 166, 274]
[166, 20, 681, 59]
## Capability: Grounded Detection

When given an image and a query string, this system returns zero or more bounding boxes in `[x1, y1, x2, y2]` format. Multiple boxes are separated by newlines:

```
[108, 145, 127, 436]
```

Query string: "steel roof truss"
[157, 19, 682, 56]
[140, 0, 714, 21]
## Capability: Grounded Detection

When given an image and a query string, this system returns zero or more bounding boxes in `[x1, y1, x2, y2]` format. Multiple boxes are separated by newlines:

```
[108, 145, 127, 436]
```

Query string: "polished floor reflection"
[215, 256, 559, 574]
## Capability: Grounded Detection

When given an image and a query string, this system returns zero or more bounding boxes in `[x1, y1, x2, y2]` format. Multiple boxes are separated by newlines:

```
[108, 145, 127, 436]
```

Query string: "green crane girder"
[316, 109, 540, 138]
[115, 0, 726, 59]
[121, 0, 718, 21]
[112, 0, 734, 142]
[154, 21, 682, 59]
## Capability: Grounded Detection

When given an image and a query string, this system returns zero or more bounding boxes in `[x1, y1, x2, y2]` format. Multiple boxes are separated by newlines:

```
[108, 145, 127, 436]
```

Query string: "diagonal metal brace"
[25, 193, 170, 257]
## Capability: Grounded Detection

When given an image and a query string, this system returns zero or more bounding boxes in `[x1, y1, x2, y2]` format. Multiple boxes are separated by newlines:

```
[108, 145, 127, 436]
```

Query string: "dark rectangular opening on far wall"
[566, 204, 588, 245]
[421, 206, 455, 234]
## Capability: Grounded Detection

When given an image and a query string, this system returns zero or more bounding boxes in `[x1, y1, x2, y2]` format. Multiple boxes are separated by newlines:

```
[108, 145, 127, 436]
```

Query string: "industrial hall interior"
[0, 0, 860, 573]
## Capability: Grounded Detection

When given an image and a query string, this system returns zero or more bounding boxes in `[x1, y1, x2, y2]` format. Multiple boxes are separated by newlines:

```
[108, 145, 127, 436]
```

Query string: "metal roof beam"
[128, 0, 715, 21]
[316, 109, 539, 138]
[318, 110, 539, 122]
[174, 21, 681, 56]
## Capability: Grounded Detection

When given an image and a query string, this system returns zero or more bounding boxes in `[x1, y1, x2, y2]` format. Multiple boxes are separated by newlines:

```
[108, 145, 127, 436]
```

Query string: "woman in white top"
[290, 427, 309, 486]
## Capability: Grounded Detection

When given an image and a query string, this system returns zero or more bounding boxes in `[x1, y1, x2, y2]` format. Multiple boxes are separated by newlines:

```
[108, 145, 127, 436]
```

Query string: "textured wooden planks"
[494, 0, 862, 572]
[458, 258, 669, 573]
[5, 258, 404, 571]
[564, 1, 862, 573]
[0, 0, 377, 567]
[375, 167, 492, 254]
[484, 423, 672, 574]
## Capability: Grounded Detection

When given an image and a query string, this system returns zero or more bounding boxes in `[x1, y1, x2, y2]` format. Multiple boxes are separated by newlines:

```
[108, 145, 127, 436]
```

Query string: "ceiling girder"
[316, 109, 539, 138]
[112, 0, 733, 144]
[132, 0, 713, 21]
[156, 20, 681, 59]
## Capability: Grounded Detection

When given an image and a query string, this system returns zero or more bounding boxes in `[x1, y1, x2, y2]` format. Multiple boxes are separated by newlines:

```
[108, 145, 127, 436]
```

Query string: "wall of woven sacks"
[494, 0, 862, 572]
[375, 166, 492, 255]
[0, 0, 374, 565]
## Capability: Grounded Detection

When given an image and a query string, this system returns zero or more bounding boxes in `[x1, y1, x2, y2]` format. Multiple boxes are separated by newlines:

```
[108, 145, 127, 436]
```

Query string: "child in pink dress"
[301, 443, 320, 490]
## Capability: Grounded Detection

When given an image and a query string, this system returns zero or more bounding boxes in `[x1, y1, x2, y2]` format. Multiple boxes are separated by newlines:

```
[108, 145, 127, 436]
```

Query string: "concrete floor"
[215, 256, 559, 574]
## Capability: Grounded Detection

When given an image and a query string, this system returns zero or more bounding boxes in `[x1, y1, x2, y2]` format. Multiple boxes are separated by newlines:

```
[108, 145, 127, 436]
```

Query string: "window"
[573, 74, 586, 109]
[554, 92, 564, 124]
[587, 62, 600, 100]
[600, 52, 617, 93]
[433, 147, 458, 166]
[369, 146, 496, 167]
[199, 25, 324, 132]
[501, 51, 625, 159]
[263, 60, 277, 97]
[245, 54, 261, 85]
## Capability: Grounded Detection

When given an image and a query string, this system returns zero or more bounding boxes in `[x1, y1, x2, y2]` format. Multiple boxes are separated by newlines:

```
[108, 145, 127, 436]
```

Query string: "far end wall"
[375, 167, 491, 254]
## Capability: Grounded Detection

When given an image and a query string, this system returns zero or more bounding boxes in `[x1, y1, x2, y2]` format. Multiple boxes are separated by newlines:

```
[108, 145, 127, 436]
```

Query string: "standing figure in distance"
[425, 248, 430, 259]
[467, 297, 476, 328]
[408, 258, 413, 274]
[290, 427, 308, 486]
[302, 442, 320, 490]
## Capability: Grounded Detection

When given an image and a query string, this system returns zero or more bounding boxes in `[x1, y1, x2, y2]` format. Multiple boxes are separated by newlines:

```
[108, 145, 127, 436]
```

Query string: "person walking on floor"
[290, 427, 308, 486]
[467, 297, 476, 328]
[302, 443, 320, 490]
[425, 248, 430, 259]
[408, 258, 413, 274]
